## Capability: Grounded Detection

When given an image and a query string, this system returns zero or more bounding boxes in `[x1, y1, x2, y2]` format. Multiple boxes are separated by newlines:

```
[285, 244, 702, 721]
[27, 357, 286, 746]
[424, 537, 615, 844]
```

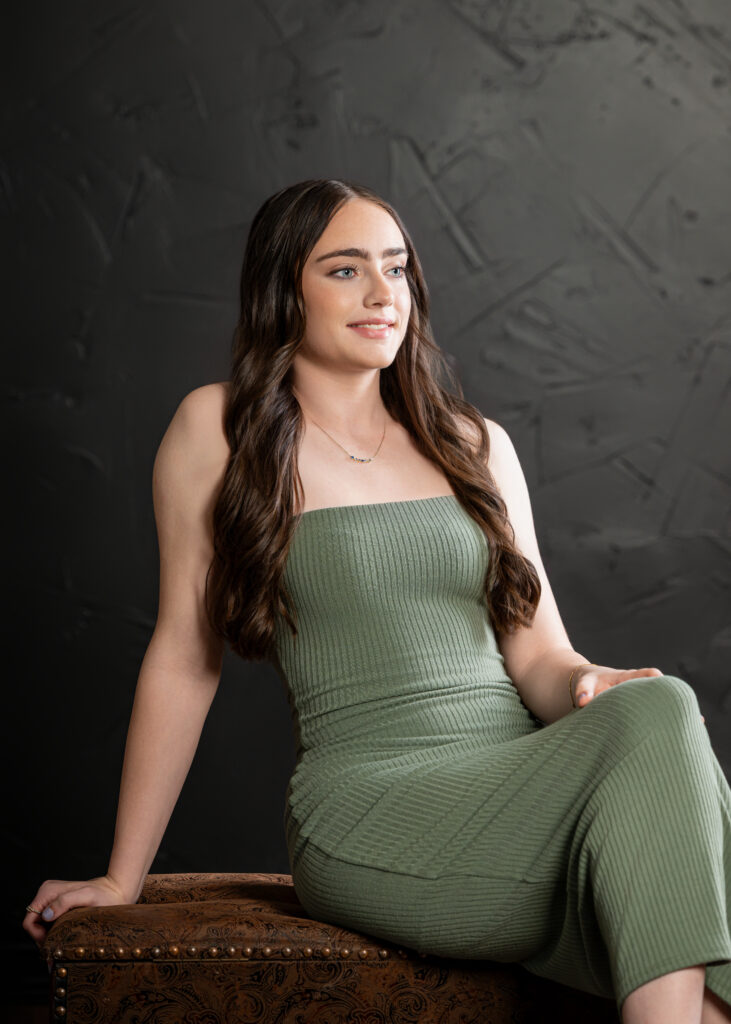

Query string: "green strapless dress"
[271, 495, 731, 1012]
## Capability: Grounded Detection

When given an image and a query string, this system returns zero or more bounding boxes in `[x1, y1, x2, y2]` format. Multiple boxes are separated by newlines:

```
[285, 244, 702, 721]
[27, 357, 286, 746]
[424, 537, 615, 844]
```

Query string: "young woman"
[24, 179, 731, 1022]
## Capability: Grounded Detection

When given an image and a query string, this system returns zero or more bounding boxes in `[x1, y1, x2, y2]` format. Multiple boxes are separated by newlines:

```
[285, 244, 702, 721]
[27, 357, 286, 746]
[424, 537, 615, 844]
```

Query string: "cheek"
[302, 286, 351, 343]
[301, 286, 329, 330]
[304, 281, 346, 320]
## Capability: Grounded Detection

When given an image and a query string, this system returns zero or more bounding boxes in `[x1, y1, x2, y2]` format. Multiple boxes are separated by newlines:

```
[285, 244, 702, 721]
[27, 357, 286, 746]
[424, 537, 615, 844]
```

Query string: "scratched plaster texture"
[4, 0, 731, 1004]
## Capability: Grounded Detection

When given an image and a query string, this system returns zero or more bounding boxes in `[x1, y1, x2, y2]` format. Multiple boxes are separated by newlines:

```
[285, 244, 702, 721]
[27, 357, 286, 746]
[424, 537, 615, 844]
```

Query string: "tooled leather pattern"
[40, 873, 618, 1023]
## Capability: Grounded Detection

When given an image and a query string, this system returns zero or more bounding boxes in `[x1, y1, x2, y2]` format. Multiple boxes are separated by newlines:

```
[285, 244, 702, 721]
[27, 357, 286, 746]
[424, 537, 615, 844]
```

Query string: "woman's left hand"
[572, 664, 664, 708]
[573, 664, 706, 724]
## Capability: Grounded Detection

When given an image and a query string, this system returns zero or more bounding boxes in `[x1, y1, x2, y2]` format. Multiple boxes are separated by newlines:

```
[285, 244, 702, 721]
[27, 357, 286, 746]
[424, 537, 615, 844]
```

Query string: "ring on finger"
[26, 904, 43, 914]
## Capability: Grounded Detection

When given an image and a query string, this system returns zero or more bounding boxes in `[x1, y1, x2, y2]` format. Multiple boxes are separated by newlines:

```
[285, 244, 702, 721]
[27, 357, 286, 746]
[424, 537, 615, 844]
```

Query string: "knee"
[633, 673, 700, 716]
[590, 673, 702, 743]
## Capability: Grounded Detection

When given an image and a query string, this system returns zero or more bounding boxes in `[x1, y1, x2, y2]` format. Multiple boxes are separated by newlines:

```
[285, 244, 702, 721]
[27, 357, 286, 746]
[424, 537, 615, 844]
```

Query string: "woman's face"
[298, 198, 412, 370]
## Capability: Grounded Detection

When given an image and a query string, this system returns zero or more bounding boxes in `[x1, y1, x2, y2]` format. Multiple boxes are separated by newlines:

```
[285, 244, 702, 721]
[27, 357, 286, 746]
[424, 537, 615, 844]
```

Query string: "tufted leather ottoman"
[39, 872, 618, 1022]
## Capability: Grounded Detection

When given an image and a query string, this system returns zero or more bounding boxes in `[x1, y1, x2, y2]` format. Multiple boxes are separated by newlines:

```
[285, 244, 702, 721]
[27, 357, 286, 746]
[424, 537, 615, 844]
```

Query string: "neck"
[290, 376, 387, 436]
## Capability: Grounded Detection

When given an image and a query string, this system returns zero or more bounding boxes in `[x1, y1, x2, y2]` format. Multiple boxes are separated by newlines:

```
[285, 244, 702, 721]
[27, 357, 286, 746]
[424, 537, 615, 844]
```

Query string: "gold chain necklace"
[292, 388, 387, 463]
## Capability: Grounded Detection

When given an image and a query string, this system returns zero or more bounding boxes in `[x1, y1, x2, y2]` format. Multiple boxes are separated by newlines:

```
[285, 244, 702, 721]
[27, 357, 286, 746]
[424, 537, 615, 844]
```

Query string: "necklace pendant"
[349, 455, 372, 463]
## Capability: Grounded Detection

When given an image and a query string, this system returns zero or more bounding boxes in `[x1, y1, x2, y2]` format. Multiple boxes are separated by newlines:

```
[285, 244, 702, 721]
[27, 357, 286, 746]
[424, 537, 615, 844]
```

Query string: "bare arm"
[482, 418, 661, 724]
[478, 417, 587, 723]
[107, 383, 230, 899]
[23, 382, 231, 940]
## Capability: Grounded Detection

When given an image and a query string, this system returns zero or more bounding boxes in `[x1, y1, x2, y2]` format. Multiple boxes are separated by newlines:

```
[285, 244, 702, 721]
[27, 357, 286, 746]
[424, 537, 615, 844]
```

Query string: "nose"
[364, 270, 395, 308]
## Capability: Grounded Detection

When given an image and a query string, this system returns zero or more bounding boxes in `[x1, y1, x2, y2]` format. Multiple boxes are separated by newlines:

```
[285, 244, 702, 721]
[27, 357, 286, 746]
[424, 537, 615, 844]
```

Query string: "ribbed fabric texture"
[271, 495, 731, 1012]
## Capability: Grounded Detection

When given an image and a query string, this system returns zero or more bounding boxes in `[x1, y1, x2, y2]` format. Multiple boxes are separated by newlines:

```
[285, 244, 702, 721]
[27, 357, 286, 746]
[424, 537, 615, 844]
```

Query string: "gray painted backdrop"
[6, 0, 730, 1005]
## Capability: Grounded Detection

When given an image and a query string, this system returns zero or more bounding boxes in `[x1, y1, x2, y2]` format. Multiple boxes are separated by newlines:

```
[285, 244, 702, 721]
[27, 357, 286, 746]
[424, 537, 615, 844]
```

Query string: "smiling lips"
[348, 317, 395, 325]
[347, 318, 396, 338]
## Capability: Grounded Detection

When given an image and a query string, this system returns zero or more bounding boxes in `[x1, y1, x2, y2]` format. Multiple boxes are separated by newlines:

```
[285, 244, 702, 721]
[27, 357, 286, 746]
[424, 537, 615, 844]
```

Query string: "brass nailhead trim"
[48, 943, 397, 961]
[52, 964, 67, 1024]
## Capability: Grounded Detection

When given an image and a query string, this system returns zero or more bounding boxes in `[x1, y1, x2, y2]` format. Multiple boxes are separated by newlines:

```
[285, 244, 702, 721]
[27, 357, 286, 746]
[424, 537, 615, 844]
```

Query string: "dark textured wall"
[6, 0, 731, 1006]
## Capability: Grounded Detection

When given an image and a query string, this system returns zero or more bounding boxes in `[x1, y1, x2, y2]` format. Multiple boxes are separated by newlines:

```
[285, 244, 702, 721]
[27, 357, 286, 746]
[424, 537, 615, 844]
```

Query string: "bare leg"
[702, 987, 731, 1024]
[622, 966, 705, 1024]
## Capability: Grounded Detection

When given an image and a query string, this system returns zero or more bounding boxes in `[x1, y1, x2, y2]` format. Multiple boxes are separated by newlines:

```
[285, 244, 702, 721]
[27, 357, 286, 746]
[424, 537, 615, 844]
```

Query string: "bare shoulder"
[482, 416, 518, 472]
[171, 382, 228, 448]
[157, 383, 229, 461]
[457, 412, 515, 475]
[153, 382, 231, 503]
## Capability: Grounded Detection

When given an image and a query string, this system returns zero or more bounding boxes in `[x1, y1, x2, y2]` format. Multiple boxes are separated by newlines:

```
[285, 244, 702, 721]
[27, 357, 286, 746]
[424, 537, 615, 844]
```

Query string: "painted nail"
[42, 907, 54, 921]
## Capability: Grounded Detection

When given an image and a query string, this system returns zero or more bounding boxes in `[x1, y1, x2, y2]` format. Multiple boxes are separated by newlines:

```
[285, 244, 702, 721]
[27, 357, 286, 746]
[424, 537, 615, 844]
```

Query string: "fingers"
[50, 885, 102, 917]
[22, 880, 64, 941]
[22, 880, 95, 944]
[575, 667, 663, 708]
[574, 669, 598, 707]
[608, 667, 663, 683]
[23, 876, 131, 950]
[23, 909, 50, 944]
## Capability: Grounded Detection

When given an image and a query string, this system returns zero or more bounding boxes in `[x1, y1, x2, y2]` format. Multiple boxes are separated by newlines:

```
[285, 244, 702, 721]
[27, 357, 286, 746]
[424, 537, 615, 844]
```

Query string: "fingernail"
[42, 907, 54, 921]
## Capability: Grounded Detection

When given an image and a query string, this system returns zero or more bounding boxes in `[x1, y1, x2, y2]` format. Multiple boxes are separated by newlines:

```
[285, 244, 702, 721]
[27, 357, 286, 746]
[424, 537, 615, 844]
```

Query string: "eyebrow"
[314, 246, 408, 263]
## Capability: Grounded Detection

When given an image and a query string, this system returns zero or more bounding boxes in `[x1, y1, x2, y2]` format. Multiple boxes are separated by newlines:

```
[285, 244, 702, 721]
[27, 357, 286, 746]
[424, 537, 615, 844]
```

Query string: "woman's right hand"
[22, 875, 133, 945]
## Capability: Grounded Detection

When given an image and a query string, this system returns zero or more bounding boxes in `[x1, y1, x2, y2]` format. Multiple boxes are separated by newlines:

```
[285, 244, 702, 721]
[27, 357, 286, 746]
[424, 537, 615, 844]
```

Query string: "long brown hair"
[206, 179, 540, 660]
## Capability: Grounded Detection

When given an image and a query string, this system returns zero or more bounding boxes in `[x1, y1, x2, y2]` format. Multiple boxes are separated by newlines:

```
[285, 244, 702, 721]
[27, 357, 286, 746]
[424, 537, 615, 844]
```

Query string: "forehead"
[312, 198, 405, 252]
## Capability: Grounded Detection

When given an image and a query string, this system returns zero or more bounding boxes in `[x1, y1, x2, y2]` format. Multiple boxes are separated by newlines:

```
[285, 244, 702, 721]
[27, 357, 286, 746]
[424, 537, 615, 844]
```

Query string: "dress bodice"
[272, 495, 535, 761]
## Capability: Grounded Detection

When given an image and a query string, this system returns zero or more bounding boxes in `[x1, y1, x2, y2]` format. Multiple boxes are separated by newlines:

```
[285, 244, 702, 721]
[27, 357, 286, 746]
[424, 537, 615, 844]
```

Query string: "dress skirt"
[289, 674, 731, 1013]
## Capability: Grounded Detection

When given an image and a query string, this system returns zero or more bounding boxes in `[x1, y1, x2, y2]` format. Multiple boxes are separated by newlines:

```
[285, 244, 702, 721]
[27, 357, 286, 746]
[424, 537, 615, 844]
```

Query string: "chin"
[361, 344, 401, 366]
